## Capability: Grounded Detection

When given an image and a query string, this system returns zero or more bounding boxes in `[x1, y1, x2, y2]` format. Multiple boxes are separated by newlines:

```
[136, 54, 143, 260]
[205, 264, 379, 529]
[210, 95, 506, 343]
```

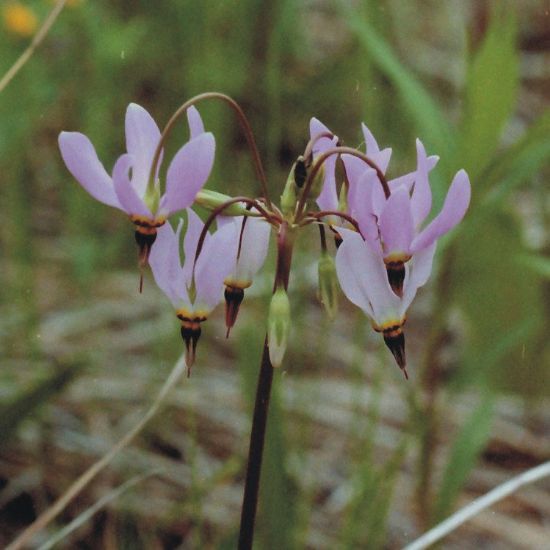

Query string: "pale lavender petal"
[316, 153, 338, 212]
[58, 132, 120, 209]
[182, 208, 210, 285]
[379, 186, 414, 256]
[112, 154, 153, 218]
[234, 217, 271, 282]
[187, 106, 205, 139]
[125, 103, 162, 198]
[410, 169, 471, 253]
[159, 133, 215, 217]
[361, 123, 392, 172]
[195, 222, 239, 311]
[342, 154, 386, 217]
[410, 139, 433, 228]
[336, 230, 402, 324]
[349, 169, 383, 254]
[335, 230, 374, 316]
[149, 221, 188, 307]
[401, 242, 436, 312]
[388, 154, 438, 194]
[309, 117, 337, 154]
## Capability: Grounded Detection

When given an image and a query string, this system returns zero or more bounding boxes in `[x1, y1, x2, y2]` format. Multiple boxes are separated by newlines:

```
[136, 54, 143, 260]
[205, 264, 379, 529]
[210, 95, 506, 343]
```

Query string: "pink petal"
[160, 133, 215, 217]
[411, 169, 471, 253]
[125, 103, 162, 198]
[361, 123, 392, 172]
[149, 220, 188, 307]
[112, 154, 153, 218]
[195, 221, 239, 311]
[379, 186, 414, 256]
[335, 230, 374, 316]
[349, 169, 383, 254]
[187, 106, 205, 139]
[309, 117, 337, 154]
[316, 153, 339, 212]
[388, 154, 438, 195]
[234, 216, 271, 282]
[410, 139, 433, 228]
[182, 208, 210, 285]
[58, 132, 120, 209]
[401, 243, 436, 312]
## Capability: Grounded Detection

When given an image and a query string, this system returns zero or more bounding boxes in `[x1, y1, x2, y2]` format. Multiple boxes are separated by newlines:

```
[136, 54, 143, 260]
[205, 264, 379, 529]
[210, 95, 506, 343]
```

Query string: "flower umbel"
[59, 103, 215, 272]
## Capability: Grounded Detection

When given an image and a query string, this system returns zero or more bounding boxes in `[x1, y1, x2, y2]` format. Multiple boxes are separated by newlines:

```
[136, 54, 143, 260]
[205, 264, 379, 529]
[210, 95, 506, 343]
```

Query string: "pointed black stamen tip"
[334, 234, 343, 249]
[385, 261, 405, 297]
[383, 330, 406, 371]
[135, 230, 157, 268]
[181, 323, 202, 368]
[224, 286, 245, 332]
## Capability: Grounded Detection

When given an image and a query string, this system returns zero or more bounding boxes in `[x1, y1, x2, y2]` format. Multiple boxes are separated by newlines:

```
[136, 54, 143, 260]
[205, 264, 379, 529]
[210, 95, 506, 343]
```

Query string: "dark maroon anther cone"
[385, 261, 406, 297]
[383, 331, 406, 373]
[294, 157, 308, 188]
[180, 323, 201, 369]
[135, 230, 157, 268]
[334, 233, 343, 249]
[224, 286, 245, 337]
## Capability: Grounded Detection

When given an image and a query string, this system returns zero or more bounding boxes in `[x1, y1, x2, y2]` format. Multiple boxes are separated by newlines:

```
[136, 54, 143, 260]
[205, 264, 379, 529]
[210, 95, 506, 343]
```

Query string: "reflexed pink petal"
[309, 117, 337, 154]
[335, 230, 373, 316]
[234, 216, 271, 282]
[361, 123, 392, 172]
[125, 103, 162, 198]
[58, 132, 121, 209]
[195, 222, 239, 311]
[316, 153, 339, 212]
[349, 169, 382, 254]
[379, 186, 414, 256]
[342, 154, 386, 217]
[401, 242, 436, 312]
[182, 208, 209, 285]
[187, 106, 205, 139]
[160, 133, 215, 217]
[410, 139, 433, 228]
[411, 169, 471, 253]
[388, 154, 438, 195]
[149, 221, 188, 307]
[112, 154, 153, 218]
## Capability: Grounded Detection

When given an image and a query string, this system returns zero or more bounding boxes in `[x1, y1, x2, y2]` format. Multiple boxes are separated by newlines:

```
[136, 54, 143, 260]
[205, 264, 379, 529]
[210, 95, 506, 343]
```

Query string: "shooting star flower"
[59, 103, 215, 268]
[221, 215, 272, 336]
[335, 228, 436, 376]
[149, 209, 237, 367]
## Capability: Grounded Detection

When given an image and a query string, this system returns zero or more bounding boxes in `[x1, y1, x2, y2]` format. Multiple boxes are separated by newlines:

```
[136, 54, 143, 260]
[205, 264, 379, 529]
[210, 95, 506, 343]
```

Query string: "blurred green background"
[0, 0, 548, 548]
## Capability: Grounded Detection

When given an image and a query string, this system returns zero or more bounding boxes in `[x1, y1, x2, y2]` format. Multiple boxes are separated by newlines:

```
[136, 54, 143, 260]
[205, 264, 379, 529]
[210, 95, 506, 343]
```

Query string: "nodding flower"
[59, 103, 215, 269]
[335, 228, 437, 377]
[220, 215, 271, 336]
[342, 139, 470, 295]
[148, 209, 237, 369]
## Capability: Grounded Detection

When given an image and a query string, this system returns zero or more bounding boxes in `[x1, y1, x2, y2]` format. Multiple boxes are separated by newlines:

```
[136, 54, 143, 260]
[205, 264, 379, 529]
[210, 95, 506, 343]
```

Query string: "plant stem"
[238, 337, 274, 550]
[238, 221, 294, 549]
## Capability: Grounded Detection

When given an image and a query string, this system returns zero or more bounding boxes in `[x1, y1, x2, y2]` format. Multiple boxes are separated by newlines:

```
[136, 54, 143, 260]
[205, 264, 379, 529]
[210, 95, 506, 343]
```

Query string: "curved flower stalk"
[58, 103, 215, 268]
[221, 215, 272, 336]
[335, 228, 437, 376]
[341, 139, 469, 294]
[149, 209, 237, 367]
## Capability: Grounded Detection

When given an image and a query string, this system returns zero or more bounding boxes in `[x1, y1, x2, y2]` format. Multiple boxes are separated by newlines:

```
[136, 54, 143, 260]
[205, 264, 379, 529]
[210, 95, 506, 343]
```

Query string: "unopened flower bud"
[267, 287, 291, 368]
[281, 166, 298, 217]
[317, 252, 339, 319]
[307, 162, 326, 202]
[194, 190, 250, 216]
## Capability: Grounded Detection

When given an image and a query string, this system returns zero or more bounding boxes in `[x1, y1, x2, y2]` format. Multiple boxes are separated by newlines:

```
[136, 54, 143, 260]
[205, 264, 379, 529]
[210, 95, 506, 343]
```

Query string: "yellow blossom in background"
[2, 2, 39, 37]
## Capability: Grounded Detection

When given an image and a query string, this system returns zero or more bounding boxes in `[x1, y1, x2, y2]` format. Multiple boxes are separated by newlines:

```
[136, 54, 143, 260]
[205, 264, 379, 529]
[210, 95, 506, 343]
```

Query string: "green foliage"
[457, 5, 519, 183]
[433, 397, 494, 522]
